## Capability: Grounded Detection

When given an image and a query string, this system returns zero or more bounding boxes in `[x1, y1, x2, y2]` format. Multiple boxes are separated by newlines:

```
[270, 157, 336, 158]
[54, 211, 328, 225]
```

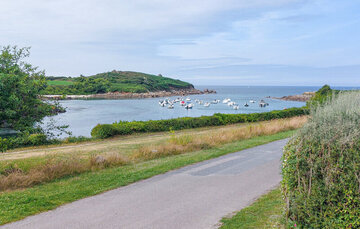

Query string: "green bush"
[282, 92, 360, 228]
[27, 133, 48, 146]
[91, 107, 308, 139]
[0, 137, 10, 152]
[91, 124, 118, 139]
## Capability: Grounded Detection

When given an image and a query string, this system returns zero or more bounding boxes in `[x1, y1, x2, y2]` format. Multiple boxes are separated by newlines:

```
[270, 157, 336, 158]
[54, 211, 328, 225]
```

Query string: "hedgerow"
[282, 91, 360, 228]
[91, 107, 308, 139]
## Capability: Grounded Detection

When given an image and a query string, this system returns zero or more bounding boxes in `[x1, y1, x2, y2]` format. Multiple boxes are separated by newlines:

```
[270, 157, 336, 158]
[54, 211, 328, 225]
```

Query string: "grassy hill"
[42, 71, 194, 95]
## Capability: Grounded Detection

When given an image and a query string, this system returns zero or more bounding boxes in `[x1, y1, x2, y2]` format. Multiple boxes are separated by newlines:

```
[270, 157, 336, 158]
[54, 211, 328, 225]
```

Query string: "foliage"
[27, 134, 48, 146]
[282, 91, 360, 228]
[91, 107, 308, 138]
[47, 80, 74, 86]
[42, 70, 194, 95]
[306, 84, 339, 107]
[0, 46, 59, 131]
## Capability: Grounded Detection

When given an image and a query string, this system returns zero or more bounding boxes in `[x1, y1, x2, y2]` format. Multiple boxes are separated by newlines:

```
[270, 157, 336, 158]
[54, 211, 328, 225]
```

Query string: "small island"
[41, 70, 216, 100]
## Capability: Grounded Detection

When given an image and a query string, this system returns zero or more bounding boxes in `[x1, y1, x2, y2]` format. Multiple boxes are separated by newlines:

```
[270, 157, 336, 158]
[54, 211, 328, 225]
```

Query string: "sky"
[1, 0, 360, 86]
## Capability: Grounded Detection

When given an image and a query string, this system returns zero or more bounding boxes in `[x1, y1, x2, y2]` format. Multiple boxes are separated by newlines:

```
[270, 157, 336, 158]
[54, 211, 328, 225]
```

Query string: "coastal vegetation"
[306, 84, 338, 107]
[91, 107, 308, 138]
[0, 46, 64, 150]
[0, 116, 306, 191]
[0, 126, 301, 225]
[42, 71, 194, 95]
[0, 107, 307, 152]
[282, 91, 360, 228]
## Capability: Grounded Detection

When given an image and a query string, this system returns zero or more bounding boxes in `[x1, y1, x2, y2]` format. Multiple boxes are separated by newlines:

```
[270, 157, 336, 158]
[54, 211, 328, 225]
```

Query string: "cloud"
[0, 0, 359, 86]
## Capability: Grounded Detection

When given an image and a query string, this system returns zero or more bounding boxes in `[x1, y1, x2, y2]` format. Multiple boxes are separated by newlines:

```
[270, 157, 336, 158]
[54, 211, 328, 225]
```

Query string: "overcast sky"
[1, 0, 360, 86]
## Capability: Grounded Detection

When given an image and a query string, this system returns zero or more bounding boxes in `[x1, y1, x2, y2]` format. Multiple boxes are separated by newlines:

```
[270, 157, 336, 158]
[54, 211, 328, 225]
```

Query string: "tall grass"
[0, 116, 306, 191]
[282, 91, 360, 228]
[133, 116, 307, 160]
[0, 153, 129, 191]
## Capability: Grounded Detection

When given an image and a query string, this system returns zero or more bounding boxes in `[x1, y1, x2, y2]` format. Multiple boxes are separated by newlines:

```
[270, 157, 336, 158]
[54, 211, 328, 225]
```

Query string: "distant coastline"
[41, 88, 216, 100]
[271, 91, 315, 102]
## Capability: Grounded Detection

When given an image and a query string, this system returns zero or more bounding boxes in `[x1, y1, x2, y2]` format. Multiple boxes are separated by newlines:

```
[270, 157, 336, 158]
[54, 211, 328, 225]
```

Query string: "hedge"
[91, 107, 308, 139]
[282, 91, 360, 228]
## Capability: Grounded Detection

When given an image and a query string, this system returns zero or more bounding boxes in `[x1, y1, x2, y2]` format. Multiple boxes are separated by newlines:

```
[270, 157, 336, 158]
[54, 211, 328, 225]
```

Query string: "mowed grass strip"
[220, 188, 284, 229]
[0, 131, 294, 225]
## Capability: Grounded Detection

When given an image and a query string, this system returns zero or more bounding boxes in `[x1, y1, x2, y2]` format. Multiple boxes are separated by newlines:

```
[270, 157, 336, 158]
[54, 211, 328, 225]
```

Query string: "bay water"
[42, 86, 321, 137]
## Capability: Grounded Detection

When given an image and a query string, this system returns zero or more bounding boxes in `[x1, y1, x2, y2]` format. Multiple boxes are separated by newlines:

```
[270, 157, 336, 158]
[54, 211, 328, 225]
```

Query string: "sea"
[40, 85, 355, 137]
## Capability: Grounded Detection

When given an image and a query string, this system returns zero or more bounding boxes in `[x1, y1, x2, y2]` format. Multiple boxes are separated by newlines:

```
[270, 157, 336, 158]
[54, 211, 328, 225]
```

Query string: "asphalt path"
[2, 138, 288, 229]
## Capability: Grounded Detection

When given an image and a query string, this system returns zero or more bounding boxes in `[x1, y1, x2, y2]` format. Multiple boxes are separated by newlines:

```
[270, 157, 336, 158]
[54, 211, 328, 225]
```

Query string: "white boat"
[227, 101, 236, 106]
[223, 98, 231, 103]
[185, 103, 193, 109]
[259, 99, 269, 107]
[249, 100, 256, 103]
[186, 97, 191, 101]
[233, 105, 239, 110]
[204, 102, 210, 107]
[168, 104, 174, 109]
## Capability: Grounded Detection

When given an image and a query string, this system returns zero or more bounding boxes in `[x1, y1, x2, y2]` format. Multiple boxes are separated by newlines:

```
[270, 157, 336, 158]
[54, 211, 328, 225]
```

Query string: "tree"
[0, 46, 56, 131]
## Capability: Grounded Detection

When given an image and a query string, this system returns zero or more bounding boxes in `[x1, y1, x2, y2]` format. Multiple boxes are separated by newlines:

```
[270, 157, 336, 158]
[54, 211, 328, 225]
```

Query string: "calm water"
[42, 86, 322, 137]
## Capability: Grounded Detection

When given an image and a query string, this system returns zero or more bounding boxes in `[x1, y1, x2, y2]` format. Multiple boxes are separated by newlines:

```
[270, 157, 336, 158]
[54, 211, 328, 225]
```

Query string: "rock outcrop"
[272, 92, 315, 102]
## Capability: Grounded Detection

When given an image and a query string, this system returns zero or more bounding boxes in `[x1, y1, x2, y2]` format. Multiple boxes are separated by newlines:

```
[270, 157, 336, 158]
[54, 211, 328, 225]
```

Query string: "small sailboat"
[168, 104, 174, 109]
[249, 100, 256, 103]
[233, 105, 239, 110]
[244, 103, 249, 107]
[204, 102, 210, 107]
[180, 101, 186, 106]
[186, 97, 191, 101]
[185, 103, 193, 109]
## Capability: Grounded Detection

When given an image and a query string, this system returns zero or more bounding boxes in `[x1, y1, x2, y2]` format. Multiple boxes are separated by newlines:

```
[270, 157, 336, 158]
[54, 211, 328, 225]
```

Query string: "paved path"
[2, 139, 288, 229]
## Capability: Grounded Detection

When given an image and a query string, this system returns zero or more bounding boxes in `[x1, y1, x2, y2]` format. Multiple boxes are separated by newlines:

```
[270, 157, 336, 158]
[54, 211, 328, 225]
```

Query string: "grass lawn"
[220, 188, 285, 229]
[0, 130, 294, 225]
[47, 80, 74, 86]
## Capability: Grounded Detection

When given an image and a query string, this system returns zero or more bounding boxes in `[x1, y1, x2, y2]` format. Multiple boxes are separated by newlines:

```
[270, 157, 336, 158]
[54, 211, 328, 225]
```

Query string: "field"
[0, 116, 307, 225]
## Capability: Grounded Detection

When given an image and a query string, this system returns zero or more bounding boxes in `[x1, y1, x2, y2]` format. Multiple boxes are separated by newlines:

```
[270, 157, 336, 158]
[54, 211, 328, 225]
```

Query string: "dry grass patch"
[132, 116, 307, 160]
[0, 153, 130, 191]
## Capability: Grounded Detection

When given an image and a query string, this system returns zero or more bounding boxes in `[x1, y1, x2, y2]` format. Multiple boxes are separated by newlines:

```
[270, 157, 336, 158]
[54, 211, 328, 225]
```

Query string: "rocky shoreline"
[272, 91, 315, 102]
[41, 88, 216, 100]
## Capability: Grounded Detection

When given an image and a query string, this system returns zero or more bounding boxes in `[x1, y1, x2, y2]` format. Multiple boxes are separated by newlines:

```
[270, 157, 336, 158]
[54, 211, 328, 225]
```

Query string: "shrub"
[282, 91, 360, 228]
[91, 107, 308, 139]
[0, 137, 10, 152]
[27, 133, 48, 146]
[91, 124, 118, 139]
